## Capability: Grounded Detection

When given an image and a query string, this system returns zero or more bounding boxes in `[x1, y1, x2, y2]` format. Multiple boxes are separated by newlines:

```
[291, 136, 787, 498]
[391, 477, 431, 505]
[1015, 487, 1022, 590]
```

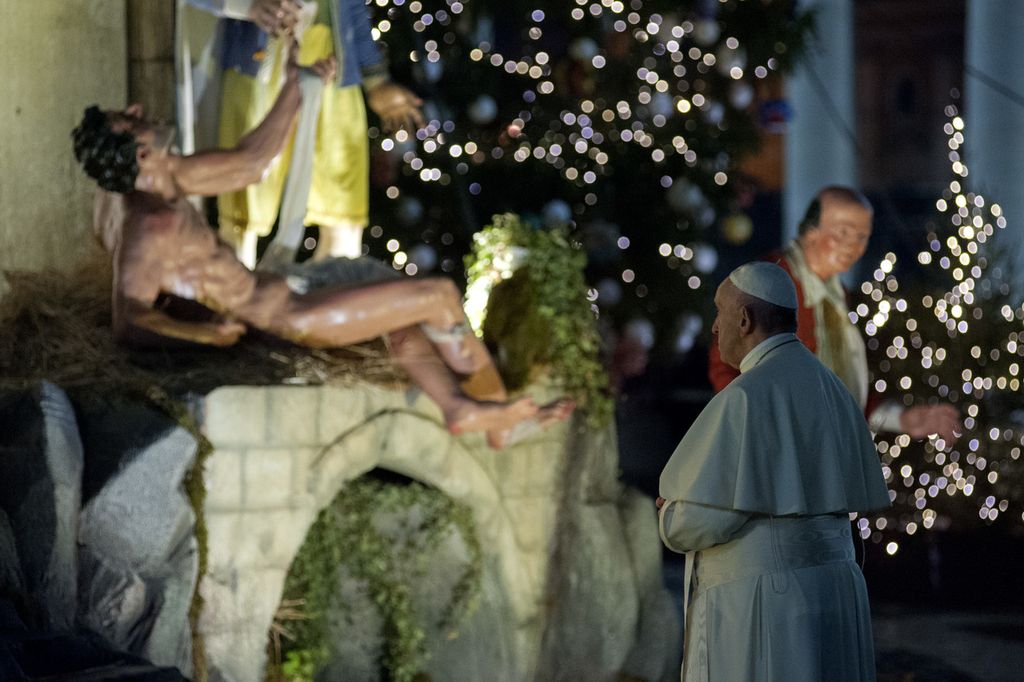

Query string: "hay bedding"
[0, 250, 406, 396]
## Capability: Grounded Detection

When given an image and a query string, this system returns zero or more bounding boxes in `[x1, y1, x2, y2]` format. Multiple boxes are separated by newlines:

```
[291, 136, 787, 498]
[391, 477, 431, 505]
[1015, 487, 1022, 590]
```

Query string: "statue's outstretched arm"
[174, 49, 335, 197]
[174, 72, 301, 196]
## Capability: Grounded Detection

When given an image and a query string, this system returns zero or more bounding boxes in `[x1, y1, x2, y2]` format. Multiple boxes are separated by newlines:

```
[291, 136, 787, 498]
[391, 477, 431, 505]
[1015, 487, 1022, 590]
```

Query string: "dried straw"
[0, 249, 405, 396]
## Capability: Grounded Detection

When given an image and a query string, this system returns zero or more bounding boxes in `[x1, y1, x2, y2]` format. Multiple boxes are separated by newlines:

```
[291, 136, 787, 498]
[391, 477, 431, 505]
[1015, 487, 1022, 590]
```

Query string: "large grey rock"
[536, 503, 640, 681]
[0, 510, 24, 599]
[0, 629, 189, 680]
[422, 554, 520, 682]
[75, 400, 199, 675]
[0, 510, 28, 636]
[618, 487, 683, 682]
[576, 422, 623, 506]
[0, 381, 83, 631]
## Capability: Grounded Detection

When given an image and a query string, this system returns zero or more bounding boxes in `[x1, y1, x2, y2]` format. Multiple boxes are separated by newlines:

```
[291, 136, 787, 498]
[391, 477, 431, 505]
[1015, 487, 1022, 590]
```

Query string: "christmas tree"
[341, 0, 812, 347]
[853, 101, 1024, 553]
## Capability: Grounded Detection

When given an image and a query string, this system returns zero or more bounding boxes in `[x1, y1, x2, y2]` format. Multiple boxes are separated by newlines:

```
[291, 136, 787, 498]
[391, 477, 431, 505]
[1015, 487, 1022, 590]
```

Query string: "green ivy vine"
[271, 476, 482, 682]
[464, 213, 612, 426]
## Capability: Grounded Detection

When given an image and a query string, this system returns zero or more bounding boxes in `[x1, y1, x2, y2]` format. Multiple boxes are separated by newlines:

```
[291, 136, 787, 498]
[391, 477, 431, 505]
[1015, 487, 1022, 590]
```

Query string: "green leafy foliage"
[465, 213, 612, 426]
[363, 1, 815, 340]
[270, 477, 483, 682]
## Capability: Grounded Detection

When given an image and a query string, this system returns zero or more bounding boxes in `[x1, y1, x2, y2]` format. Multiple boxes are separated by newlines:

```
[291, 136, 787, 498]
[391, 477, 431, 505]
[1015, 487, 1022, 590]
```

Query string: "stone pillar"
[127, 0, 178, 123]
[783, 0, 857, 242]
[965, 0, 1024, 284]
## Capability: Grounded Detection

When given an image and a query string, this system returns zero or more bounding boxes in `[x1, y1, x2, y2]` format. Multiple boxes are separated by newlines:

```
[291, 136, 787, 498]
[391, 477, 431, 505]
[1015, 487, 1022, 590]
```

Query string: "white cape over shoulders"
[660, 334, 890, 516]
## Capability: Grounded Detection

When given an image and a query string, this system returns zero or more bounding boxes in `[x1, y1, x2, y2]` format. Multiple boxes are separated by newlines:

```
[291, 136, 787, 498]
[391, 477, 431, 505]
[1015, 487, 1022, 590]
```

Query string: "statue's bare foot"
[445, 396, 538, 435]
[487, 397, 577, 449]
[422, 322, 477, 375]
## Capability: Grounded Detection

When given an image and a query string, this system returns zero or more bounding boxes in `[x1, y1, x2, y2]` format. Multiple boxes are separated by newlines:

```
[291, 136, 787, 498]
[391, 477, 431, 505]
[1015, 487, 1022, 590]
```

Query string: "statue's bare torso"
[99, 190, 297, 341]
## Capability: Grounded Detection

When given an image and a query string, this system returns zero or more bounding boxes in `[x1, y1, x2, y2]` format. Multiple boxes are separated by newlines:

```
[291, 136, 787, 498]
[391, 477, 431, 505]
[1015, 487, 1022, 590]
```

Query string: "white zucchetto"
[728, 261, 798, 309]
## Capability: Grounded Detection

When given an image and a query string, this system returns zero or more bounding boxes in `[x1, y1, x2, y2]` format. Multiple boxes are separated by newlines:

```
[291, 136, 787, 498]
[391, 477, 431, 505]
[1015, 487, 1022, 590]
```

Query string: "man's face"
[711, 281, 744, 368]
[107, 104, 175, 152]
[106, 104, 177, 192]
[805, 199, 873, 278]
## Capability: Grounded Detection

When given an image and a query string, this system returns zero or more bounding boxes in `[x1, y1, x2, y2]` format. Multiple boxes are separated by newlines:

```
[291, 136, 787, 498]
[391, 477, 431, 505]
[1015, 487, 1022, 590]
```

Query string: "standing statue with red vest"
[708, 186, 961, 443]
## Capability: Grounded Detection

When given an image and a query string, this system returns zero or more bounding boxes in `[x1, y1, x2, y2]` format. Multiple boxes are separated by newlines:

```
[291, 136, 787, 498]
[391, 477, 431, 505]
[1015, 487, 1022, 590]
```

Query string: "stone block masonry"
[0, 379, 680, 681]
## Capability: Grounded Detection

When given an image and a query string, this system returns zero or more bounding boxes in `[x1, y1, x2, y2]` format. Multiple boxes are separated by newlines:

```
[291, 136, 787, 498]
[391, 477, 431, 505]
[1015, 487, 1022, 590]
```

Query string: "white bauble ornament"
[720, 212, 753, 245]
[624, 317, 656, 349]
[569, 37, 600, 62]
[693, 18, 720, 47]
[729, 81, 755, 109]
[692, 243, 719, 273]
[704, 101, 725, 125]
[596, 277, 623, 306]
[666, 178, 705, 214]
[651, 92, 675, 118]
[468, 95, 498, 124]
[542, 199, 572, 227]
[408, 244, 438, 271]
[397, 197, 424, 225]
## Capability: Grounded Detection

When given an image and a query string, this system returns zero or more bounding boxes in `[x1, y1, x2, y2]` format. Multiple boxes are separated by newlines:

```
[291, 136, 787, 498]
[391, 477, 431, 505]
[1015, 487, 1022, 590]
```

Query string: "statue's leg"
[387, 327, 538, 435]
[285, 278, 470, 348]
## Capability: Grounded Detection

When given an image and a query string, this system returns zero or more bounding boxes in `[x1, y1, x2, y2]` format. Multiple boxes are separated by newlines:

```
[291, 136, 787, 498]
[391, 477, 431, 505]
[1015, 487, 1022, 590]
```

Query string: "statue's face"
[106, 104, 178, 194]
[805, 199, 873, 278]
[107, 104, 176, 153]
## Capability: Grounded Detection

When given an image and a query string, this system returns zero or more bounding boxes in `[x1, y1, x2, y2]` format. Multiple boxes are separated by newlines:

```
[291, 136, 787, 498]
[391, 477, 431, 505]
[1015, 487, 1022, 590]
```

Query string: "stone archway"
[196, 383, 559, 682]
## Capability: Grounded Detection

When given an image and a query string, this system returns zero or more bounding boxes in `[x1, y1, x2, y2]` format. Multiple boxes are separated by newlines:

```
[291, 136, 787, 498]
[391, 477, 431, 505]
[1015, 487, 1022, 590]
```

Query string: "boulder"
[618, 488, 683, 682]
[75, 399, 199, 674]
[536, 503, 641, 681]
[0, 382, 83, 631]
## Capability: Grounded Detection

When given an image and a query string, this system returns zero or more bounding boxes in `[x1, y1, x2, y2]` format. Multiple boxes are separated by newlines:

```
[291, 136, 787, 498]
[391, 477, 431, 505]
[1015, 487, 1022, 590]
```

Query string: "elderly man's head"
[797, 186, 873, 280]
[72, 104, 176, 194]
[713, 262, 798, 368]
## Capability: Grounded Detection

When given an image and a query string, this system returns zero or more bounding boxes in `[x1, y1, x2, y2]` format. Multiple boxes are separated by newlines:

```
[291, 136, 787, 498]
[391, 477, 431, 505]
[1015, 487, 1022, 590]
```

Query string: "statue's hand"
[899, 404, 962, 444]
[308, 57, 337, 85]
[248, 0, 302, 37]
[366, 82, 425, 133]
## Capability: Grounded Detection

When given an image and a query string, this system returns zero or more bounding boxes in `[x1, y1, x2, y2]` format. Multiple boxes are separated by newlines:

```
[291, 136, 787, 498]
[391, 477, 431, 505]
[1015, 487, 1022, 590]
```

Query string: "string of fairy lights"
[360, 0, 789, 301]
[849, 104, 1024, 554]
[353, 3, 1024, 547]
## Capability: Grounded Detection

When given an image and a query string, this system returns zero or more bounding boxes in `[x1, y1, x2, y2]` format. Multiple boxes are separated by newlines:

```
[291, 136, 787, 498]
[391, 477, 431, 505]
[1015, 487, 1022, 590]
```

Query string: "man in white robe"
[658, 262, 891, 681]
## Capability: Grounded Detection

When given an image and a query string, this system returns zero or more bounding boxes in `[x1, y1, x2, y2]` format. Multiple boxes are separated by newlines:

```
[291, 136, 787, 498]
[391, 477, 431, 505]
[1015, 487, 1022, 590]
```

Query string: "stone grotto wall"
[0, 379, 681, 681]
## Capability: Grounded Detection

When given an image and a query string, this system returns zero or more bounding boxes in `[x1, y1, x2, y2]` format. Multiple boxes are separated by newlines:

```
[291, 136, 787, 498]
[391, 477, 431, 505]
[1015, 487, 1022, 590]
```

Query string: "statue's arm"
[174, 69, 302, 196]
[658, 499, 749, 554]
[118, 300, 246, 348]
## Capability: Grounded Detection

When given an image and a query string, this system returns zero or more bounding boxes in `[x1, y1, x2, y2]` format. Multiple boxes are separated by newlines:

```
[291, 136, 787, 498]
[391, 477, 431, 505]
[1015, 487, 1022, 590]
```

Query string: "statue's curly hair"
[71, 105, 139, 193]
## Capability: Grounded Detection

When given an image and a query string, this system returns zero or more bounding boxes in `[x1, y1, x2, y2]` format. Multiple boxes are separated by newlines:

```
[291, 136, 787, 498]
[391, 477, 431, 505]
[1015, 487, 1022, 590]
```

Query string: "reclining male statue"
[72, 53, 573, 448]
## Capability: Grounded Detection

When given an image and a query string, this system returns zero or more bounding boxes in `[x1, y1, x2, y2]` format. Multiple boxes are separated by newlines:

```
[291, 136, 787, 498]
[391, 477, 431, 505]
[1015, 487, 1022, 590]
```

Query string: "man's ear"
[125, 102, 143, 118]
[738, 305, 754, 336]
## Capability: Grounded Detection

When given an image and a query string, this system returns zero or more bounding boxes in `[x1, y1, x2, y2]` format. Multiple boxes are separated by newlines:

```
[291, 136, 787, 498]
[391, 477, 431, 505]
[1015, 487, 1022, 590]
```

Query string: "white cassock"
[659, 332, 891, 681]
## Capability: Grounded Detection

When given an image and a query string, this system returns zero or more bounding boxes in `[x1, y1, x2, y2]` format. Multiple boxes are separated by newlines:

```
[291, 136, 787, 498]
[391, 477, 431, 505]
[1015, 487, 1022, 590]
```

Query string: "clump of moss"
[465, 213, 612, 425]
[268, 476, 482, 682]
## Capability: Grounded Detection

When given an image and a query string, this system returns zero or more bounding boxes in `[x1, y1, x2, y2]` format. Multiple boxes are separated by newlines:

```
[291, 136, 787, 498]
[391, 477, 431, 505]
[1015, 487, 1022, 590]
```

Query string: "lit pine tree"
[351, 0, 812, 341]
[851, 101, 1024, 552]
